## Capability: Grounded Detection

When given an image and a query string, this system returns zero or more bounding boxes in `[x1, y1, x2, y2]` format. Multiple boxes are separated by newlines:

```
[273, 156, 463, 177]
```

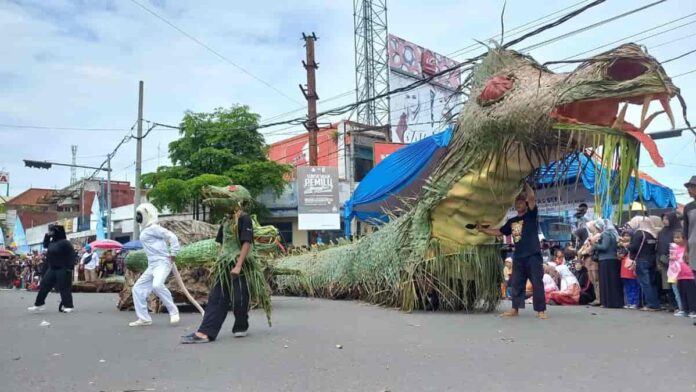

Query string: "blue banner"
[13, 217, 30, 254]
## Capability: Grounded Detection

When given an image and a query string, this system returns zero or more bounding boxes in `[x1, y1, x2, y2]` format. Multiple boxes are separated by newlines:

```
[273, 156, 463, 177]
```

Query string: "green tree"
[147, 178, 189, 213]
[226, 161, 291, 197]
[143, 105, 291, 218]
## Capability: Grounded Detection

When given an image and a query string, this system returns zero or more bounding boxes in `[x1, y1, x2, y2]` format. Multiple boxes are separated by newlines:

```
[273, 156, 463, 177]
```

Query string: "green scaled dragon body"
[274, 44, 687, 312]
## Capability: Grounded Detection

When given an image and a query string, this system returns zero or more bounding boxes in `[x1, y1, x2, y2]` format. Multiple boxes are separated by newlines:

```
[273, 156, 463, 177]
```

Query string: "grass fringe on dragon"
[275, 43, 690, 313]
[120, 43, 690, 317]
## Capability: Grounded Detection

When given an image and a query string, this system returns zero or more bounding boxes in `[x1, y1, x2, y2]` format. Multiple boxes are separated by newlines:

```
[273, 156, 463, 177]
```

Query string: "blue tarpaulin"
[535, 153, 677, 217]
[343, 127, 453, 236]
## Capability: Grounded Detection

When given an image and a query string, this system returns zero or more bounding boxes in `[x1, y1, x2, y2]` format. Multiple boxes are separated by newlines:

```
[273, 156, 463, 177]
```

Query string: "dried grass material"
[275, 224, 502, 312]
[249, 44, 684, 313]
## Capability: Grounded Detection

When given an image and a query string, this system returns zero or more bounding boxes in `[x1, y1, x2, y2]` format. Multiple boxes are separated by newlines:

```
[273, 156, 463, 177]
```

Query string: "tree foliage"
[226, 161, 291, 197]
[144, 105, 291, 216]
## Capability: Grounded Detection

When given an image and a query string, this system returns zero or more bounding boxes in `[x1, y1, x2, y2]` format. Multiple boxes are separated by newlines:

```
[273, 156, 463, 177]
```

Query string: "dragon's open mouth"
[551, 93, 674, 133]
[549, 60, 674, 167]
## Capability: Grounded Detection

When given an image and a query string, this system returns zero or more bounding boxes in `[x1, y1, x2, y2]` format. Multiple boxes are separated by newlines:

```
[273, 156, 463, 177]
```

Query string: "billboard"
[388, 34, 461, 144]
[297, 166, 340, 230]
[373, 142, 406, 166]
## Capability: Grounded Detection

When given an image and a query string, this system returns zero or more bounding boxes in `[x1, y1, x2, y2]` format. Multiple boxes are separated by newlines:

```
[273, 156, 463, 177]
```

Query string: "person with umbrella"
[129, 203, 180, 327]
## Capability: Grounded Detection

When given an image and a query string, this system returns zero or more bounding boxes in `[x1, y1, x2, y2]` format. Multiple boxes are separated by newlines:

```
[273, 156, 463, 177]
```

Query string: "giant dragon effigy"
[273, 43, 688, 312]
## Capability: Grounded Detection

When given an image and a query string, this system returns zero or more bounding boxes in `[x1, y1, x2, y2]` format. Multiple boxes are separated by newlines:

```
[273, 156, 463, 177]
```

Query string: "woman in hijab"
[657, 213, 684, 314]
[574, 255, 597, 305]
[579, 220, 601, 305]
[548, 264, 581, 305]
[627, 215, 660, 311]
[592, 219, 624, 308]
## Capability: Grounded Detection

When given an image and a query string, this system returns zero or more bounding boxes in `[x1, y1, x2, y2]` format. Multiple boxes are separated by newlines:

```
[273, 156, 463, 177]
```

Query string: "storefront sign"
[297, 166, 340, 230]
[373, 142, 406, 165]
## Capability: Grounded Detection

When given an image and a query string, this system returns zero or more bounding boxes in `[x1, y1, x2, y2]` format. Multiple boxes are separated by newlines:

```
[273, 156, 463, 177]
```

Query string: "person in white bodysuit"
[129, 203, 181, 327]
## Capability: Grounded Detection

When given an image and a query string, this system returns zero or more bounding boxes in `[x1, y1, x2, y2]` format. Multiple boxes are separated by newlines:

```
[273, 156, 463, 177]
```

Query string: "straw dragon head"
[427, 43, 685, 247]
[202, 185, 253, 211]
[455, 43, 682, 168]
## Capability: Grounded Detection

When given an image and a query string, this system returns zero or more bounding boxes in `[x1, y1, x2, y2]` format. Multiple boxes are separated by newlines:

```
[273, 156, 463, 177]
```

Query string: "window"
[353, 146, 374, 182]
[273, 222, 293, 246]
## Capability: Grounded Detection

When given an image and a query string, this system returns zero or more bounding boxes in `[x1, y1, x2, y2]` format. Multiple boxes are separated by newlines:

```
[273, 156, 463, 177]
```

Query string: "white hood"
[136, 203, 159, 228]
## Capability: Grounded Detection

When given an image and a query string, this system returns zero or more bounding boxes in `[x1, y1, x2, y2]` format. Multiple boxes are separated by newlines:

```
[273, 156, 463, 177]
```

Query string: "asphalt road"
[1, 290, 695, 392]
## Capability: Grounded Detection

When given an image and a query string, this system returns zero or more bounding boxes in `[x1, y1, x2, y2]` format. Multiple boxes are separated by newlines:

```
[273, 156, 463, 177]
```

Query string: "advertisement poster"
[388, 34, 461, 144]
[297, 166, 340, 230]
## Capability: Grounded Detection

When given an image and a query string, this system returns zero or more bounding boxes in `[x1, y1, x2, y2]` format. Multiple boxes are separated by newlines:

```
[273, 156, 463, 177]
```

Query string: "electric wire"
[128, 0, 302, 105]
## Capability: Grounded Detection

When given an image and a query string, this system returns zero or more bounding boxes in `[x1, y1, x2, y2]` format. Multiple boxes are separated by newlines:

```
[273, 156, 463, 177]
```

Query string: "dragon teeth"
[612, 103, 628, 129]
[659, 95, 676, 129]
[640, 94, 652, 130]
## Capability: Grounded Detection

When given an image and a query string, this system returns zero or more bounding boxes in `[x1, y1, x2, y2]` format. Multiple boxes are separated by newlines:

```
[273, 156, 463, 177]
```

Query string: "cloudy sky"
[1, 0, 695, 202]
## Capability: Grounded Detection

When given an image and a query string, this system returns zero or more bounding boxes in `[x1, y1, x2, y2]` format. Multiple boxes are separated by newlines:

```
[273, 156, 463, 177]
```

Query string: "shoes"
[170, 313, 180, 325]
[689, 312, 696, 319]
[180, 334, 210, 344]
[623, 305, 638, 310]
[62, 308, 74, 313]
[128, 319, 153, 327]
[27, 306, 45, 312]
[233, 331, 248, 338]
[641, 307, 660, 312]
[674, 311, 687, 317]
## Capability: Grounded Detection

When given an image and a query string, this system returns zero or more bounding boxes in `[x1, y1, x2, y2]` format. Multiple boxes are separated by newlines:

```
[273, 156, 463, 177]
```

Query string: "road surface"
[1, 290, 694, 392]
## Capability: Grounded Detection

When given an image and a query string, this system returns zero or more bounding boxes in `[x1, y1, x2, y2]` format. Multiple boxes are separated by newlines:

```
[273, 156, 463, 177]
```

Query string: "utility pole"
[70, 145, 77, 185]
[106, 154, 112, 240]
[300, 33, 320, 246]
[300, 33, 319, 165]
[134, 81, 144, 240]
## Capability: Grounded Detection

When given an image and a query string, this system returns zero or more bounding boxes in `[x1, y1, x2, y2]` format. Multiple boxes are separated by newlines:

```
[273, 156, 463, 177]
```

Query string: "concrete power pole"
[106, 154, 112, 239]
[70, 145, 77, 185]
[300, 33, 319, 165]
[133, 81, 144, 239]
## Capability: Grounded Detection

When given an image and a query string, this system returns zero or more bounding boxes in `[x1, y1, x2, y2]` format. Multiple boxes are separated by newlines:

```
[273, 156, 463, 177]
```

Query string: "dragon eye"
[607, 59, 647, 81]
[477, 74, 515, 106]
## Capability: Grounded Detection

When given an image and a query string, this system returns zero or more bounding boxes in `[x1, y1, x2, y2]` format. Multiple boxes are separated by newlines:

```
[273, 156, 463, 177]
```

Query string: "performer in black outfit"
[181, 203, 254, 344]
[477, 183, 548, 319]
[28, 224, 76, 313]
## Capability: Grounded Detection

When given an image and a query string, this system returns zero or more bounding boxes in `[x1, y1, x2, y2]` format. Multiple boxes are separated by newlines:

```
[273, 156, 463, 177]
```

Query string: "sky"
[1, 0, 695, 203]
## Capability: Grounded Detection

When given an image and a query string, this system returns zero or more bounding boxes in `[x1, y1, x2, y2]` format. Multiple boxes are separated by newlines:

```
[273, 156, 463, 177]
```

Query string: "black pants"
[198, 275, 249, 340]
[511, 253, 546, 312]
[677, 279, 696, 313]
[34, 267, 73, 308]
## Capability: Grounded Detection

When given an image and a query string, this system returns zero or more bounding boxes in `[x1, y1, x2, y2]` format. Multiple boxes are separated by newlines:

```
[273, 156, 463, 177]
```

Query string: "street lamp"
[23, 159, 114, 239]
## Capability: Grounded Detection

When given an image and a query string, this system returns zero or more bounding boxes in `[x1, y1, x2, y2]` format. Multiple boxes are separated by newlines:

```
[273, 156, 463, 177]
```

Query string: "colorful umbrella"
[122, 240, 142, 250]
[0, 249, 15, 257]
[88, 239, 123, 250]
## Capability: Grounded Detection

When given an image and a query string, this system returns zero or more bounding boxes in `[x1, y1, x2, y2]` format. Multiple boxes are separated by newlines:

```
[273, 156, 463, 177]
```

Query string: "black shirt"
[500, 206, 541, 258]
[215, 214, 254, 245]
[628, 230, 657, 263]
[46, 239, 77, 269]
